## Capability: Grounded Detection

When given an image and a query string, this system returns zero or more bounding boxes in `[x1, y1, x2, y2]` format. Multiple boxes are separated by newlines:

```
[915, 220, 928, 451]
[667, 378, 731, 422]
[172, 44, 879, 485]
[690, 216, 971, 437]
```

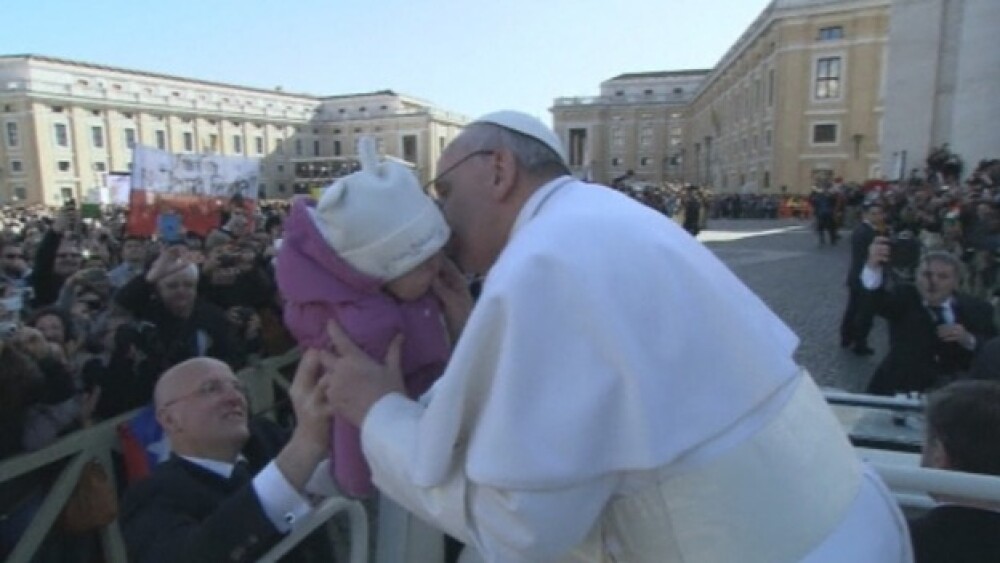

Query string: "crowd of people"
[0, 116, 996, 561]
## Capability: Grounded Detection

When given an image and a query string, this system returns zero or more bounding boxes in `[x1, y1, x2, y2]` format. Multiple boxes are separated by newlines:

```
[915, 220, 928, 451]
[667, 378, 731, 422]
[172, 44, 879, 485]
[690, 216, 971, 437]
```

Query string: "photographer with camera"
[115, 245, 240, 382]
[861, 237, 997, 395]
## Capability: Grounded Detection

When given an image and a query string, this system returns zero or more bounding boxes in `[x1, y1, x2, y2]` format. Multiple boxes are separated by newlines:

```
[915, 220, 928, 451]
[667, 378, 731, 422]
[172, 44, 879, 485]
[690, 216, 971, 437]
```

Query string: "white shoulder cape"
[411, 178, 800, 489]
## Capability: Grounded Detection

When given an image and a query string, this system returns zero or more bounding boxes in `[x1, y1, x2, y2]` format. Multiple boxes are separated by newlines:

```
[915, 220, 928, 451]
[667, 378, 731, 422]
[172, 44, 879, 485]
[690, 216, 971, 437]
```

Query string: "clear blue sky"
[4, 0, 771, 124]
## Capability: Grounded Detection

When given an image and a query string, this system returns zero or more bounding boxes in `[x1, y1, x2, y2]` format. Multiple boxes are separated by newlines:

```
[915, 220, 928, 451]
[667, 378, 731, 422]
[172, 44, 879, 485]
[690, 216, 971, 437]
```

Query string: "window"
[644, 89, 653, 95]
[818, 26, 844, 40]
[640, 157, 651, 167]
[402, 135, 418, 163]
[639, 126, 654, 148]
[763, 171, 771, 189]
[10, 160, 22, 173]
[254, 136, 263, 155]
[54, 123, 69, 147]
[812, 123, 838, 144]
[568, 128, 587, 167]
[52, 106, 64, 113]
[124, 128, 137, 149]
[93, 162, 107, 172]
[58, 161, 71, 172]
[333, 140, 341, 156]
[13, 186, 26, 201]
[611, 157, 622, 167]
[295, 139, 303, 156]
[275, 139, 283, 155]
[614, 90, 624, 97]
[313, 140, 320, 156]
[209, 134, 219, 152]
[90, 126, 104, 149]
[5, 122, 18, 147]
[815, 57, 842, 99]
[3, 104, 12, 112]
[766, 130, 773, 147]
[233, 135, 243, 154]
[156, 130, 167, 150]
[611, 127, 624, 149]
[278, 183, 286, 193]
[277, 165, 284, 173]
[673, 87, 683, 95]
[183, 132, 194, 152]
[768, 69, 775, 106]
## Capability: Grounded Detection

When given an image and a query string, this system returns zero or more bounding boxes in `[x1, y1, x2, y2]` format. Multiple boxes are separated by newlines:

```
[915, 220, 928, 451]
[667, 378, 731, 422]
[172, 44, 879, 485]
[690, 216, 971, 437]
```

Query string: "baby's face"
[384, 252, 443, 302]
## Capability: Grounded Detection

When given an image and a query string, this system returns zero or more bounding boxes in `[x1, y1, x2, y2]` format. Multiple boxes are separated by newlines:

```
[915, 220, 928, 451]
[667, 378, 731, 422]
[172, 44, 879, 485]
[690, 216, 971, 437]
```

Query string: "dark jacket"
[866, 284, 997, 394]
[28, 230, 69, 308]
[121, 420, 330, 562]
[909, 505, 1000, 563]
[115, 275, 242, 371]
[846, 221, 878, 288]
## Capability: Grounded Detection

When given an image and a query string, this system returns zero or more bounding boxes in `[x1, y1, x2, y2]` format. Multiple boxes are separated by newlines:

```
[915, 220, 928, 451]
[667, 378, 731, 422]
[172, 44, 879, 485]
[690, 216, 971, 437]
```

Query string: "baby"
[276, 137, 451, 497]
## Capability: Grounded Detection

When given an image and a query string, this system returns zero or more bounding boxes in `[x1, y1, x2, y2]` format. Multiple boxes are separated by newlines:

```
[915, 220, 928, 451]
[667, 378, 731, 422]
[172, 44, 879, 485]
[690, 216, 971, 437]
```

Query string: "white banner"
[131, 145, 260, 199]
[104, 173, 132, 205]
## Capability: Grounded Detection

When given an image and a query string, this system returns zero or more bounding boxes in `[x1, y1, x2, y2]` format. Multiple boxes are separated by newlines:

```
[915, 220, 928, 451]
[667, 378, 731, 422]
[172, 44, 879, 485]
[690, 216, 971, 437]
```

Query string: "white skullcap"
[473, 110, 568, 168]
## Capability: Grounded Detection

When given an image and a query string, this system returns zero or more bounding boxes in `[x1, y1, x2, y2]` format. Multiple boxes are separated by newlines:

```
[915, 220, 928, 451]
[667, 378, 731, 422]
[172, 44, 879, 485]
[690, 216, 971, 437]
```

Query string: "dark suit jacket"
[866, 284, 997, 394]
[846, 221, 878, 288]
[121, 420, 324, 563]
[909, 505, 1000, 562]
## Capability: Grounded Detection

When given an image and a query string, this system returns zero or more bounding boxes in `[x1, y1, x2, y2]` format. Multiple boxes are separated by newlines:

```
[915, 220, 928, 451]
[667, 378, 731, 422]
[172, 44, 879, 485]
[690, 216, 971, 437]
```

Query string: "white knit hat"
[473, 110, 569, 168]
[309, 137, 450, 281]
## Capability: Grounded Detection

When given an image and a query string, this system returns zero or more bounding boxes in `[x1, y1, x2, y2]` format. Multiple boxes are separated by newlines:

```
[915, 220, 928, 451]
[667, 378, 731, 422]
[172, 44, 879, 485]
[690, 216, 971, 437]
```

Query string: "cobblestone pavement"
[699, 218, 887, 392]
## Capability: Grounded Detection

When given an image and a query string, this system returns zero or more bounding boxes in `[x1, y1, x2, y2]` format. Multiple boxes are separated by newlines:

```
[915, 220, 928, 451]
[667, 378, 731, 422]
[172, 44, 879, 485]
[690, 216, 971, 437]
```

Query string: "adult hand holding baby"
[319, 318, 405, 427]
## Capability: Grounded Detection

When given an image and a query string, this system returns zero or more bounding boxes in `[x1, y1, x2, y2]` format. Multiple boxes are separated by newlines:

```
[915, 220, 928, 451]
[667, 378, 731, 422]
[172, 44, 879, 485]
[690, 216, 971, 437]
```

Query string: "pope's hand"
[319, 318, 405, 427]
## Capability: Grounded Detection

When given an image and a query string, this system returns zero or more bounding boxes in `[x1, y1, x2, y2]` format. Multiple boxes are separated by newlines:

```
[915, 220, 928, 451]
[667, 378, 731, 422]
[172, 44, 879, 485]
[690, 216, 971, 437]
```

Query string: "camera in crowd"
[888, 231, 921, 275]
[114, 320, 163, 357]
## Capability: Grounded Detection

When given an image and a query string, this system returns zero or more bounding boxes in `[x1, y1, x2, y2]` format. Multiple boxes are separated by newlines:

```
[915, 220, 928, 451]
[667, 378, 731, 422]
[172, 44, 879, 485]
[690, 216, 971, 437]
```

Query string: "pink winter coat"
[276, 197, 449, 497]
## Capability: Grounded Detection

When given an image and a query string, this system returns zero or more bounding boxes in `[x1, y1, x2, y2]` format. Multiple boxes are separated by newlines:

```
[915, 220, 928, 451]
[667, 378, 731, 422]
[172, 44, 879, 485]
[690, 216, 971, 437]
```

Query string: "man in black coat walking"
[840, 202, 884, 355]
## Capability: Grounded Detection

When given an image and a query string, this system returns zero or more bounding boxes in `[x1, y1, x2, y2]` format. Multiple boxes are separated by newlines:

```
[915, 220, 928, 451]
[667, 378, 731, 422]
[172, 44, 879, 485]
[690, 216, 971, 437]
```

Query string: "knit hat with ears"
[308, 136, 450, 281]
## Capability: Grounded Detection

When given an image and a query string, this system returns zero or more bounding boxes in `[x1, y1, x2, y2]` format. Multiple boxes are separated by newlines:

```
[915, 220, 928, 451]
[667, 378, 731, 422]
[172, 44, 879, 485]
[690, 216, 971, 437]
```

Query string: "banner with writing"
[127, 146, 259, 237]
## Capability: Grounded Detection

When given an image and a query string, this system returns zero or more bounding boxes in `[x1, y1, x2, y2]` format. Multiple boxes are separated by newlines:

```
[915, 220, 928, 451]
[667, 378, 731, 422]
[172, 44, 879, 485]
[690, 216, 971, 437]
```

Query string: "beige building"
[552, 70, 709, 185]
[0, 54, 467, 205]
[554, 0, 892, 194]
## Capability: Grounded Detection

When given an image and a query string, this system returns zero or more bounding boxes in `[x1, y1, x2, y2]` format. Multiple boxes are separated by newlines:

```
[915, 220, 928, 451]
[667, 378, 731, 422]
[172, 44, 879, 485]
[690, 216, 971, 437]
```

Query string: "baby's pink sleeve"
[282, 301, 334, 349]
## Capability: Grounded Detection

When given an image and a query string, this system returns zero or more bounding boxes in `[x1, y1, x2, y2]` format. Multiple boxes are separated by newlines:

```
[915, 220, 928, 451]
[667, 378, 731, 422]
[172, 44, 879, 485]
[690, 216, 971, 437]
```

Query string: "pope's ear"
[489, 149, 519, 202]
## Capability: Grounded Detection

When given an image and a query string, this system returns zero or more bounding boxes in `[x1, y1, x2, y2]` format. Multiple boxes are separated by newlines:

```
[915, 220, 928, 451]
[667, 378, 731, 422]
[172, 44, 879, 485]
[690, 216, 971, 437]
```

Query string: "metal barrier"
[826, 390, 1000, 513]
[0, 348, 369, 563]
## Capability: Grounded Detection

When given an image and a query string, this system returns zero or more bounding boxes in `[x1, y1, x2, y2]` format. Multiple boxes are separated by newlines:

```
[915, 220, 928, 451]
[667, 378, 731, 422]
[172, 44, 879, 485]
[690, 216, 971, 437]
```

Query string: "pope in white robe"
[320, 111, 912, 562]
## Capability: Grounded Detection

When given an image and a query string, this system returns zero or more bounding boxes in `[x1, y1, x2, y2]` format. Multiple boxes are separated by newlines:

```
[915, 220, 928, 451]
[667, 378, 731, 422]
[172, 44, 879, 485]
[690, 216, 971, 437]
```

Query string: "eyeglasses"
[422, 150, 494, 198]
[161, 378, 249, 409]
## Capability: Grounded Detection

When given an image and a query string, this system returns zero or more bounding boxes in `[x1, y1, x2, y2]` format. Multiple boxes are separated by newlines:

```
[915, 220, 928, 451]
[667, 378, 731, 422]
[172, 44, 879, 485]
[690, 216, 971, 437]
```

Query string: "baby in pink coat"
[276, 137, 450, 497]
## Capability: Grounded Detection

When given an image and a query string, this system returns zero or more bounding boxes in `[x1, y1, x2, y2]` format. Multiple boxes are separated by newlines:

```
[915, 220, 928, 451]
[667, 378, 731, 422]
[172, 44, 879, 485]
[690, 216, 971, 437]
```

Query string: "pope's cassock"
[361, 177, 912, 562]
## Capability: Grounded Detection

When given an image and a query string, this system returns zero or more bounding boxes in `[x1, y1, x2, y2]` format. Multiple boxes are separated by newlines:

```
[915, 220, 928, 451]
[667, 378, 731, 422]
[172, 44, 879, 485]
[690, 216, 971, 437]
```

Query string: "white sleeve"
[860, 265, 883, 290]
[362, 394, 617, 561]
[252, 461, 313, 533]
